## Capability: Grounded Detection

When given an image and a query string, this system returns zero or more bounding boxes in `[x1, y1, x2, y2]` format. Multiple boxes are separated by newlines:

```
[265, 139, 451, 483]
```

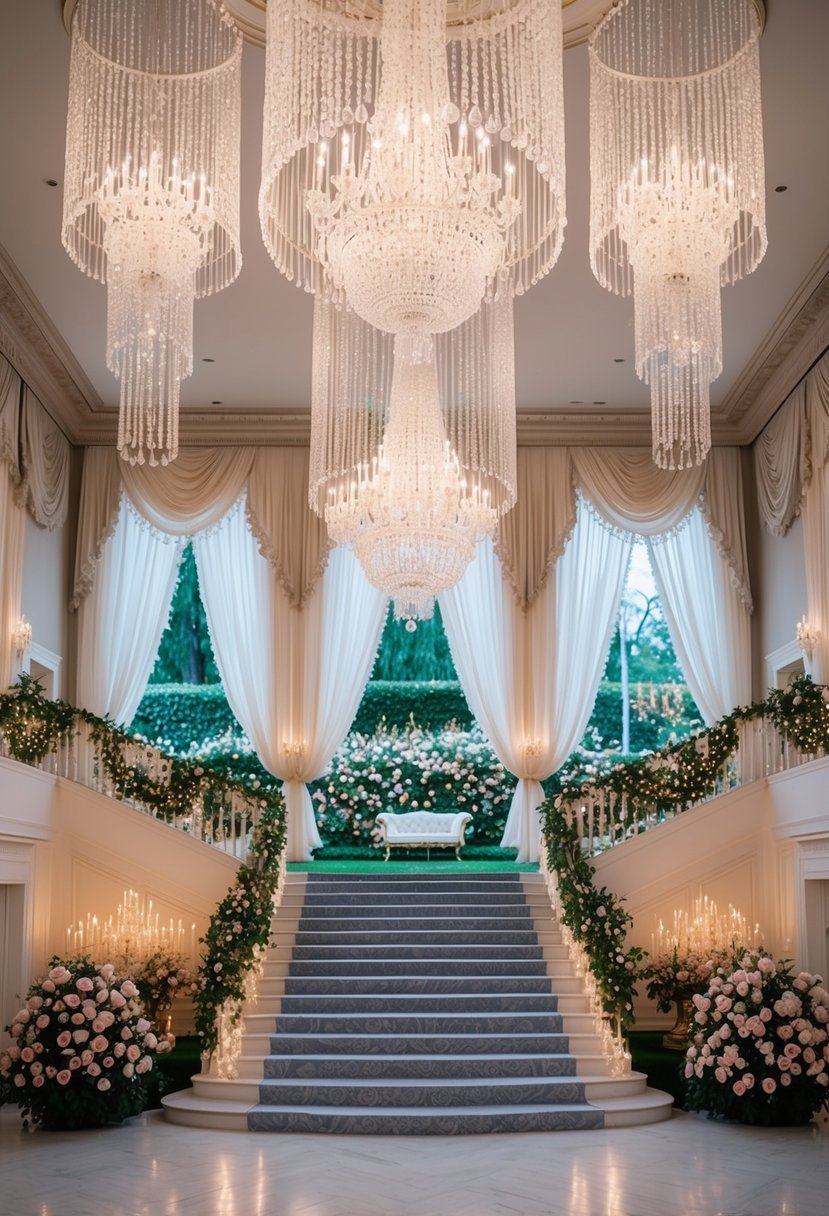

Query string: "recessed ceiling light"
[211, 400, 223, 405]
[774, 184, 788, 192]
[613, 357, 625, 363]
[45, 179, 59, 188]
[570, 400, 584, 405]
[202, 356, 215, 362]
[593, 401, 606, 405]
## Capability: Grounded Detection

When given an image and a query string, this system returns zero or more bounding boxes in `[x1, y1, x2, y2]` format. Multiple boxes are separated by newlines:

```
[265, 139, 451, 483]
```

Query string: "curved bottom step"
[246, 1102, 605, 1134]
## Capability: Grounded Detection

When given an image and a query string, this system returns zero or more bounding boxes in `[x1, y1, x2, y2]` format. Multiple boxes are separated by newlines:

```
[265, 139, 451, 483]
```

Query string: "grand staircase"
[163, 871, 672, 1133]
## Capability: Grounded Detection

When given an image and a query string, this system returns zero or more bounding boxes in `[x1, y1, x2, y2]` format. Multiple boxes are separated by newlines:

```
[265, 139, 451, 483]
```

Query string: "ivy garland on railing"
[0, 676, 289, 1059]
[0, 676, 275, 831]
[542, 803, 644, 1033]
[541, 676, 829, 1032]
[552, 675, 829, 815]
[193, 801, 286, 1056]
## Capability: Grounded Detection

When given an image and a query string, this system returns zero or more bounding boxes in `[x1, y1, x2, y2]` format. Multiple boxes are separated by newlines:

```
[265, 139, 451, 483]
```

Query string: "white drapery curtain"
[647, 507, 752, 721]
[76, 497, 183, 724]
[194, 507, 386, 860]
[441, 502, 630, 862]
[71, 446, 383, 859]
[444, 445, 752, 859]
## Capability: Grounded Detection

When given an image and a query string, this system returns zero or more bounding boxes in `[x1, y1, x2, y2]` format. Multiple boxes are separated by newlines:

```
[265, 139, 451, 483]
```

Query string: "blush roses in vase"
[0, 956, 170, 1130]
[684, 951, 829, 1125]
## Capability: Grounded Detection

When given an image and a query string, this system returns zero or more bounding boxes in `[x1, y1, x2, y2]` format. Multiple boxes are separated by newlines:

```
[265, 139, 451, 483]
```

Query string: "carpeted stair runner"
[247, 873, 604, 1134]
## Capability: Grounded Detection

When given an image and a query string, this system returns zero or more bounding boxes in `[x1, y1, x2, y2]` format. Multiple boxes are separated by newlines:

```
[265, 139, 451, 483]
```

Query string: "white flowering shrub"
[310, 722, 514, 846]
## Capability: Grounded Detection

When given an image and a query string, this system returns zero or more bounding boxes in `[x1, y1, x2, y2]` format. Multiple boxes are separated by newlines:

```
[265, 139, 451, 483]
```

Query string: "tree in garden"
[149, 546, 219, 685]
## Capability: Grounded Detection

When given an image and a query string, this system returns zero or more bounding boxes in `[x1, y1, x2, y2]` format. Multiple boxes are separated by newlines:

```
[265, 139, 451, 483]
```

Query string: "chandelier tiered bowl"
[62, 0, 242, 467]
[260, 0, 566, 619]
[589, 0, 766, 470]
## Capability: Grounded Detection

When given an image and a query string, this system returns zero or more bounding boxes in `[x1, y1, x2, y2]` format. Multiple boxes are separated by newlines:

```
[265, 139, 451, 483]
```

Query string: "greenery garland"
[193, 800, 286, 1055]
[0, 676, 278, 834]
[541, 676, 829, 1032]
[542, 802, 644, 1032]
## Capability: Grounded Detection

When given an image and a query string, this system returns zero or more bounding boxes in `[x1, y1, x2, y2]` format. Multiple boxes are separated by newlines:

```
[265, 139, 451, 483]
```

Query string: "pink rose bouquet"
[684, 951, 829, 1125]
[132, 951, 195, 1022]
[0, 955, 169, 1130]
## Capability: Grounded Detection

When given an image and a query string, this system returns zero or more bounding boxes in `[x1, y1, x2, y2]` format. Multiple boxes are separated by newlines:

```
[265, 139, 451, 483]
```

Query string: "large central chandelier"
[261, 0, 565, 615]
[62, 0, 242, 467]
[589, 0, 766, 470]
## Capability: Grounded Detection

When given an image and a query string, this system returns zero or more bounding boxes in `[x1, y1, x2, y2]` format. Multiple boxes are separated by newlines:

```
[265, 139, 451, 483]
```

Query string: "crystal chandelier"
[62, 0, 242, 467]
[311, 290, 516, 621]
[589, 0, 767, 470]
[261, 1, 564, 615]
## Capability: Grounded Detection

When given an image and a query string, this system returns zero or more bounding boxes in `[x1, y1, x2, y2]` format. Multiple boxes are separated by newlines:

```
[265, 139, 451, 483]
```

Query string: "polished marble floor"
[1, 1106, 828, 1216]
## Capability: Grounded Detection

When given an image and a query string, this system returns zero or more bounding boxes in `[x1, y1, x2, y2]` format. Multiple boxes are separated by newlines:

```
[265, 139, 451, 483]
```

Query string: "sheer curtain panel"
[195, 508, 385, 860]
[76, 498, 183, 724]
[441, 503, 628, 863]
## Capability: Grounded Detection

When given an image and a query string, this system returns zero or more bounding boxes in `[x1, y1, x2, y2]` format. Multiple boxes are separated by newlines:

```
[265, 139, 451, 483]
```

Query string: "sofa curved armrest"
[450, 811, 473, 835]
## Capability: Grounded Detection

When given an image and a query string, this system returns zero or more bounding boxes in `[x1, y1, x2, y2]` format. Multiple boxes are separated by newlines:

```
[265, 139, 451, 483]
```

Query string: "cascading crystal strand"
[62, 0, 242, 466]
[311, 292, 516, 621]
[353, 333, 498, 621]
[260, 0, 566, 309]
[589, 0, 766, 470]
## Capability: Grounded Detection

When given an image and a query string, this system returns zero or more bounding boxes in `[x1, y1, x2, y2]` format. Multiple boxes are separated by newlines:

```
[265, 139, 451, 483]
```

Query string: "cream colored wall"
[0, 759, 241, 1034]
[593, 764, 829, 1028]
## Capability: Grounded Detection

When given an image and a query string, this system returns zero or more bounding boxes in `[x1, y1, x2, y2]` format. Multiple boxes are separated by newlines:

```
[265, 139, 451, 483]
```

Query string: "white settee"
[374, 811, 473, 861]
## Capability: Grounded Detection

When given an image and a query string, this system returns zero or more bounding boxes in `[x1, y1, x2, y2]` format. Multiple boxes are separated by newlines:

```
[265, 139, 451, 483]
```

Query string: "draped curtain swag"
[754, 349, 829, 680]
[72, 446, 331, 609]
[0, 353, 70, 530]
[495, 446, 752, 613]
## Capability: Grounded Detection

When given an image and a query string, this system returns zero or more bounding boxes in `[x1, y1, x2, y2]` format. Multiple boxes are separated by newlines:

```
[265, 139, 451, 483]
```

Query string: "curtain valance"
[0, 353, 70, 529]
[72, 445, 331, 610]
[496, 445, 752, 612]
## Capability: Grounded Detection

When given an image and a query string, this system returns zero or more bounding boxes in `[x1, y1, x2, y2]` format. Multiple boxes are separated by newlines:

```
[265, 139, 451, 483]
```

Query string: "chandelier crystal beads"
[260, 0, 566, 311]
[589, 0, 766, 470]
[311, 291, 516, 620]
[62, 0, 242, 466]
[261, 1, 562, 616]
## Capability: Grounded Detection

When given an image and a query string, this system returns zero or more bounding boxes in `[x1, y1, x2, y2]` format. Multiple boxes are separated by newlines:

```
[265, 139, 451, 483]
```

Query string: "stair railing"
[0, 677, 275, 859]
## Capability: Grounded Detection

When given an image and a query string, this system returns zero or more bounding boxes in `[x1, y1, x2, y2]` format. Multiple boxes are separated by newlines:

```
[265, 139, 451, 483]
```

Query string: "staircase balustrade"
[556, 710, 824, 860]
[0, 680, 271, 859]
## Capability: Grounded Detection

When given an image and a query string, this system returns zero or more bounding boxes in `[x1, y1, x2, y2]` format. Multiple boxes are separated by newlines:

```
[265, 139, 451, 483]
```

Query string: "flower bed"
[310, 722, 513, 847]
[684, 952, 829, 1125]
[0, 958, 170, 1131]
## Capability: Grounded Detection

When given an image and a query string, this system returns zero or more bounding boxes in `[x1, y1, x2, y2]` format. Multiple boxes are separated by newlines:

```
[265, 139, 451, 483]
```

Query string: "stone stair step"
[286, 943, 548, 960]
[296, 916, 536, 932]
[260, 1052, 579, 1080]
[246, 1103, 605, 1135]
[282, 975, 555, 996]
[277, 957, 551, 977]
[269, 1011, 566, 1035]
[260, 1031, 573, 1055]
[275, 993, 561, 1014]
[256, 1075, 589, 1108]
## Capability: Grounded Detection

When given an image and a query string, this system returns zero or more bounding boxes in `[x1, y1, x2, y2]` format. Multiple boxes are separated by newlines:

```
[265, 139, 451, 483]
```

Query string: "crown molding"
[717, 249, 829, 443]
[0, 241, 102, 440]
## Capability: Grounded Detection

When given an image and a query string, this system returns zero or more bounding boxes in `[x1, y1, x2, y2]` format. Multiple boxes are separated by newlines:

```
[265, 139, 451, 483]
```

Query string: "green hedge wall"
[131, 684, 242, 751]
[132, 680, 473, 754]
[352, 681, 472, 733]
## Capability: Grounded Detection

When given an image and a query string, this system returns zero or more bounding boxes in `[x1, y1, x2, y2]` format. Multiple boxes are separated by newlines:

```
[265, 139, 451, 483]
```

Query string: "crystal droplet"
[468, 105, 482, 128]
[485, 115, 498, 134]
[405, 618, 417, 633]
[441, 101, 460, 124]
[354, 103, 369, 124]
[341, 106, 354, 125]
